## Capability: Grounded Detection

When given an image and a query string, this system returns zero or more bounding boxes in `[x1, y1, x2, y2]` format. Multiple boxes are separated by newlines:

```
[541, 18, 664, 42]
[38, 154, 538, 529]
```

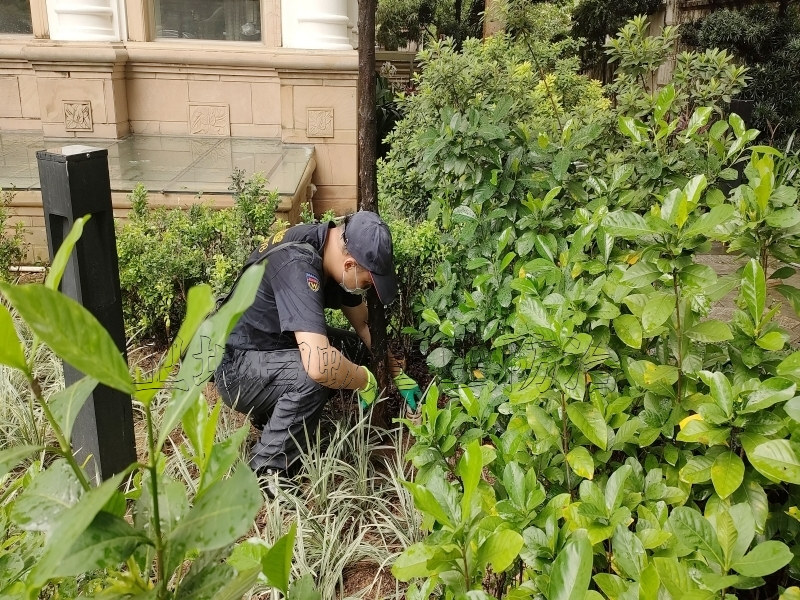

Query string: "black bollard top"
[36, 146, 108, 163]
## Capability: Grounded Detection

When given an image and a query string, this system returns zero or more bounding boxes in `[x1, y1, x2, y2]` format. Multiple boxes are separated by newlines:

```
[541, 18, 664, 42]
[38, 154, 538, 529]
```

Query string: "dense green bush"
[681, 4, 800, 144]
[382, 15, 800, 600]
[0, 189, 28, 281]
[117, 174, 281, 341]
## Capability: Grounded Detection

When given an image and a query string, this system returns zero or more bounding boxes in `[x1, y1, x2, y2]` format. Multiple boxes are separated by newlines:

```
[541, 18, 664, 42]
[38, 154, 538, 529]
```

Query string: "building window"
[154, 0, 261, 41]
[0, 0, 33, 35]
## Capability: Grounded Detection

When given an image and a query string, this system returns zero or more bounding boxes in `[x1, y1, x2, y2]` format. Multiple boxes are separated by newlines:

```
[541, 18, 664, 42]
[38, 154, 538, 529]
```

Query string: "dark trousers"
[214, 327, 369, 472]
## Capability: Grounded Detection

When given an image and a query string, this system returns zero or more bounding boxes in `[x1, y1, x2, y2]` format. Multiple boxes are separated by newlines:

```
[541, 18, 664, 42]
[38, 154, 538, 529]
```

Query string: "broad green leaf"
[733, 541, 793, 577]
[157, 263, 265, 451]
[48, 376, 98, 444]
[749, 440, 800, 484]
[711, 451, 744, 499]
[653, 557, 693, 598]
[0, 444, 43, 478]
[777, 285, 800, 319]
[613, 314, 642, 348]
[10, 460, 82, 533]
[26, 470, 127, 593]
[741, 259, 766, 324]
[683, 204, 735, 239]
[685, 320, 733, 343]
[458, 439, 483, 517]
[262, 522, 297, 595]
[756, 331, 787, 351]
[777, 351, 800, 383]
[287, 574, 321, 600]
[0, 303, 27, 372]
[641, 293, 674, 331]
[51, 511, 147, 578]
[392, 542, 436, 580]
[136, 284, 216, 405]
[567, 402, 608, 450]
[728, 503, 756, 562]
[199, 425, 250, 496]
[781, 588, 800, 600]
[685, 106, 713, 137]
[476, 528, 524, 573]
[605, 465, 631, 512]
[620, 261, 661, 288]
[553, 150, 571, 181]
[654, 84, 675, 121]
[699, 371, 733, 417]
[0, 283, 133, 394]
[669, 506, 725, 567]
[741, 377, 796, 414]
[548, 530, 592, 600]
[427, 347, 453, 369]
[603, 211, 654, 238]
[404, 481, 454, 529]
[619, 116, 646, 144]
[175, 563, 235, 600]
[45, 215, 89, 290]
[611, 525, 644, 579]
[684, 174, 708, 208]
[566, 446, 594, 480]
[165, 467, 262, 575]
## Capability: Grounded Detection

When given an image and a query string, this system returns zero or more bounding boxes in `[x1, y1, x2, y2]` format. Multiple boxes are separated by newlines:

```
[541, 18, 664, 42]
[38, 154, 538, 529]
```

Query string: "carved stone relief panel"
[64, 101, 93, 131]
[307, 108, 334, 137]
[189, 103, 231, 136]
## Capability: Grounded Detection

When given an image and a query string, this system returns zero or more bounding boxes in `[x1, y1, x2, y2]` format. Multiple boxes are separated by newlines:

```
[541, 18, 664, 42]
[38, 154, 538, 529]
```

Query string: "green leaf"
[684, 174, 708, 207]
[553, 150, 571, 181]
[421, 308, 440, 325]
[165, 467, 262, 575]
[45, 215, 89, 291]
[476, 528, 524, 573]
[603, 211, 654, 238]
[777, 351, 800, 383]
[566, 447, 594, 480]
[262, 522, 297, 595]
[621, 261, 662, 287]
[10, 460, 83, 533]
[287, 574, 321, 600]
[619, 116, 646, 144]
[685, 320, 733, 343]
[654, 84, 675, 121]
[741, 377, 796, 413]
[0, 444, 42, 478]
[642, 293, 674, 331]
[0, 283, 133, 394]
[199, 426, 250, 495]
[683, 204, 735, 239]
[699, 371, 733, 417]
[756, 331, 787, 351]
[48, 376, 99, 444]
[427, 347, 454, 369]
[458, 439, 483, 517]
[0, 303, 27, 372]
[680, 454, 714, 483]
[733, 541, 793, 577]
[711, 451, 744, 499]
[605, 465, 632, 512]
[26, 470, 127, 593]
[741, 259, 766, 324]
[776, 285, 800, 318]
[156, 263, 265, 451]
[136, 284, 216, 405]
[613, 314, 642, 349]
[404, 481, 454, 528]
[548, 530, 593, 600]
[749, 440, 800, 484]
[51, 512, 147, 578]
[175, 563, 235, 600]
[669, 506, 725, 567]
[685, 106, 713, 137]
[567, 402, 608, 450]
[392, 542, 436, 581]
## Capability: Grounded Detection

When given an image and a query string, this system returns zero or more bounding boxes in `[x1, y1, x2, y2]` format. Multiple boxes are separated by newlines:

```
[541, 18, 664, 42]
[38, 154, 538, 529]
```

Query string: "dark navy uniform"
[215, 222, 368, 472]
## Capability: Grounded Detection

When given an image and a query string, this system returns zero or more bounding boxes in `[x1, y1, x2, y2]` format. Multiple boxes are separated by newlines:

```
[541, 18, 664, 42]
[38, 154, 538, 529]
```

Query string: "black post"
[36, 145, 136, 485]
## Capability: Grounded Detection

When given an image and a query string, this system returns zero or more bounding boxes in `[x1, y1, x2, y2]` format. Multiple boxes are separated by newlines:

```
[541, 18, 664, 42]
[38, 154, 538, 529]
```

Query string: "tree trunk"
[358, 0, 390, 427]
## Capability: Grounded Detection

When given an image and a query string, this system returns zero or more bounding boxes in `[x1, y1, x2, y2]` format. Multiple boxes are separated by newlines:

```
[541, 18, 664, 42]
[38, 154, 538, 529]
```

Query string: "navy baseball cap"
[344, 211, 398, 305]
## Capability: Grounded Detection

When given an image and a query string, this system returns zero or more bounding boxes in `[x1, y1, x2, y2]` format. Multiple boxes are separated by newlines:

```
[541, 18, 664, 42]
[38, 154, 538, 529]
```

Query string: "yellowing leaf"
[473, 369, 485, 380]
[680, 414, 704, 430]
[519, 267, 527, 278]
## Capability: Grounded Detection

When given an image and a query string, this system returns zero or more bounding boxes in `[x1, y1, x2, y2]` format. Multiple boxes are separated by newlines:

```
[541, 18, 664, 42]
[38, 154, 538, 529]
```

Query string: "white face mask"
[340, 264, 368, 296]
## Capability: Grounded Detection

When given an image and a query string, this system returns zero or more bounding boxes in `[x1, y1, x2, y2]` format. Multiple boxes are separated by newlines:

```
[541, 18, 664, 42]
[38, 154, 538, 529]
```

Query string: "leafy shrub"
[0, 189, 28, 281]
[0, 221, 316, 598]
[117, 175, 281, 341]
[384, 15, 800, 600]
[681, 4, 800, 144]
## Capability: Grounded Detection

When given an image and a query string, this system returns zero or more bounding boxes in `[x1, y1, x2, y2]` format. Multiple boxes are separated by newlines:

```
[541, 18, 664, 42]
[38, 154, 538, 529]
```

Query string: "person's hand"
[394, 371, 422, 411]
[358, 366, 378, 410]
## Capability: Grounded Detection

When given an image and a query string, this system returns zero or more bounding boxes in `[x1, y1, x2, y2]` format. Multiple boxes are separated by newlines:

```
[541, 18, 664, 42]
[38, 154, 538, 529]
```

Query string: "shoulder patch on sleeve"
[306, 272, 320, 292]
